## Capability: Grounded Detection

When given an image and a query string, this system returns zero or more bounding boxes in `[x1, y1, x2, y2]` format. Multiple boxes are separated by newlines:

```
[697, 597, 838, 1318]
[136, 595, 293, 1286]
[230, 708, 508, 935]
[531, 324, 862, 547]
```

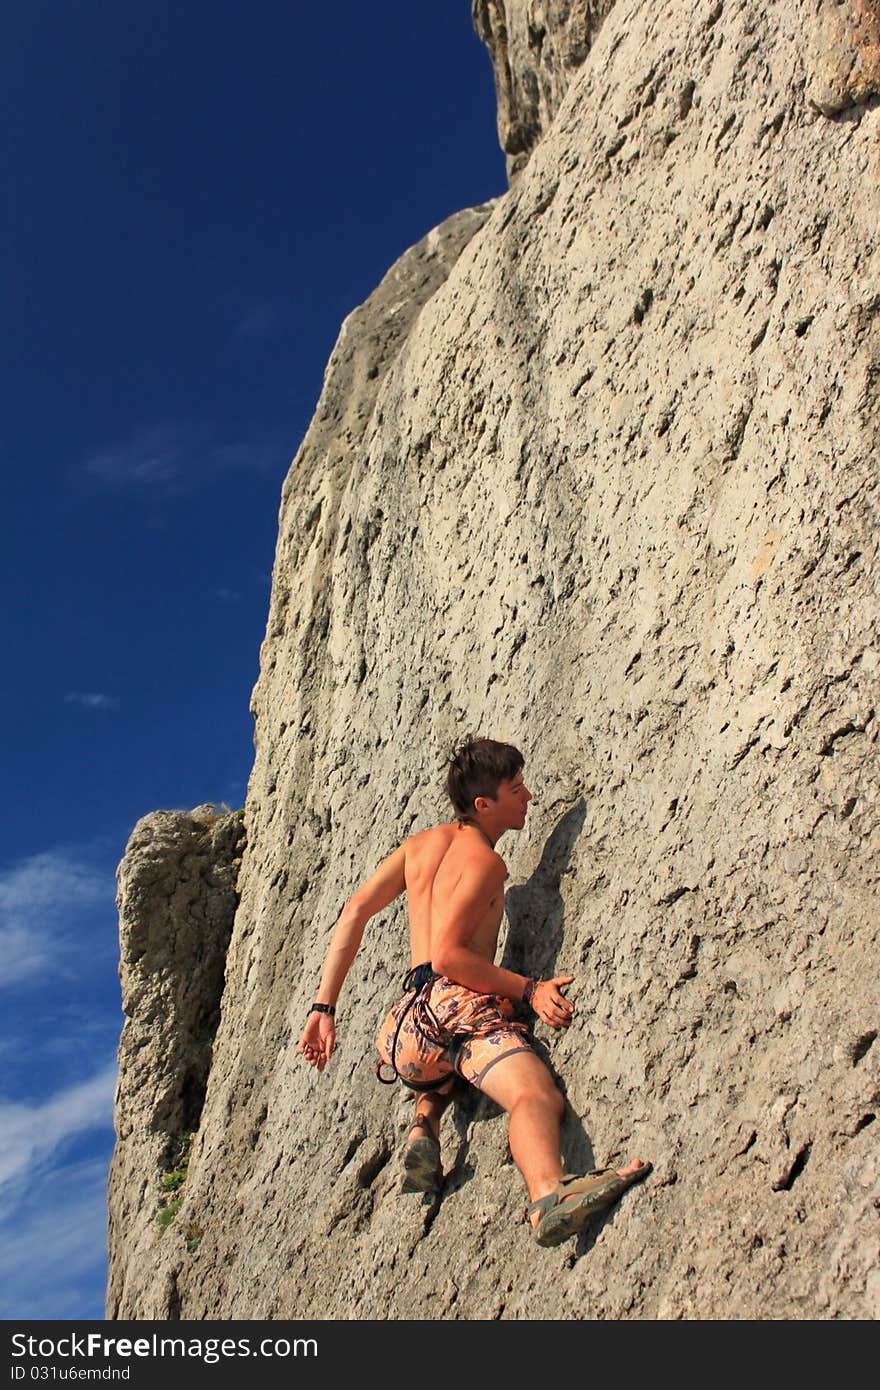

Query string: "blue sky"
[2, 2, 505, 1319]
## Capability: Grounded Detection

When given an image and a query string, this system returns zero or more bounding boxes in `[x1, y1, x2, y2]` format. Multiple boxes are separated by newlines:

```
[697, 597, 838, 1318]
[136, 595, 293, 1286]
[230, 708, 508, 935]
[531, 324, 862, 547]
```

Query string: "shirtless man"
[297, 736, 650, 1246]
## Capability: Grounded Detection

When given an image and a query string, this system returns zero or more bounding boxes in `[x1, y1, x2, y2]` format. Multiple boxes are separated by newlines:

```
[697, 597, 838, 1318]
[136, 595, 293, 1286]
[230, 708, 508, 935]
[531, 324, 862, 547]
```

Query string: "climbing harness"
[375, 962, 460, 1092]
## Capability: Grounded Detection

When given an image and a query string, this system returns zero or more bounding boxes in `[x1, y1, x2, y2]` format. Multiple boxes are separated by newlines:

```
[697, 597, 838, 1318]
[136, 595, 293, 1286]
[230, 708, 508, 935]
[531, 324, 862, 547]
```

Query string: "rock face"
[805, 0, 880, 116]
[473, 0, 618, 179]
[108, 1, 879, 1320]
[107, 808, 245, 1317]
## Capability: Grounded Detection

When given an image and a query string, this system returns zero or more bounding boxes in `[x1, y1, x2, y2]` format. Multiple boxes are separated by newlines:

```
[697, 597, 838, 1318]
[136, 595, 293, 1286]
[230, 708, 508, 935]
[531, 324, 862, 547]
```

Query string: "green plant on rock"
[157, 1197, 182, 1230]
[181, 1219, 203, 1254]
[156, 1132, 195, 1234]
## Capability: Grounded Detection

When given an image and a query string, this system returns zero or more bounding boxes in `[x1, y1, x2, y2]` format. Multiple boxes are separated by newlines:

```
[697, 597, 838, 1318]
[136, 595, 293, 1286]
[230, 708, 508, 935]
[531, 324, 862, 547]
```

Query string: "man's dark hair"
[445, 736, 525, 820]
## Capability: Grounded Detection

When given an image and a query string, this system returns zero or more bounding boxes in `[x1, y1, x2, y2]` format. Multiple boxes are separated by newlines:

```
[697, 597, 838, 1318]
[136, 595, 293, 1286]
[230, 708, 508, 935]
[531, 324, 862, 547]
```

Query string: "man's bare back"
[402, 822, 506, 968]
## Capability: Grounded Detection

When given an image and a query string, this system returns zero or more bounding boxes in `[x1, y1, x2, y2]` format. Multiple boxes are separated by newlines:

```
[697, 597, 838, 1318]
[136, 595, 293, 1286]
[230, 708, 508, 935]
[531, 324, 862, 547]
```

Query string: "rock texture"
[109, 0, 879, 1320]
[805, 0, 880, 116]
[107, 807, 245, 1317]
[473, 0, 618, 179]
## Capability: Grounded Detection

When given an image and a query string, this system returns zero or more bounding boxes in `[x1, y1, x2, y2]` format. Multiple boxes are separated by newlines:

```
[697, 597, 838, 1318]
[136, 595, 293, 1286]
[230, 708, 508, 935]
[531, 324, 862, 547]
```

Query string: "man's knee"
[510, 1072, 564, 1119]
[478, 1048, 564, 1117]
[541, 1080, 565, 1121]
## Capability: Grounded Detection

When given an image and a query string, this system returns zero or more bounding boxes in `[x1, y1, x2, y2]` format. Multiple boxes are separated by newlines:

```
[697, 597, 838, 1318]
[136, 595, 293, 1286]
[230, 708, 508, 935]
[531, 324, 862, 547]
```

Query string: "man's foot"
[401, 1120, 442, 1194]
[527, 1158, 652, 1246]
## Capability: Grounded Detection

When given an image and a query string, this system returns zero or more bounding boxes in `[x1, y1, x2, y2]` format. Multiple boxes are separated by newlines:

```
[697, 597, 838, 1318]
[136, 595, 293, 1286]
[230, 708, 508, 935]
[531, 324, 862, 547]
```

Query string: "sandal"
[401, 1121, 442, 1193]
[528, 1163, 652, 1247]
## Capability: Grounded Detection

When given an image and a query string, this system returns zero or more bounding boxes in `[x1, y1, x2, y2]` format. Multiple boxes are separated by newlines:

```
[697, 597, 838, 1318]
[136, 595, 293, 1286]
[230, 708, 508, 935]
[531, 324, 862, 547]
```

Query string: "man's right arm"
[430, 857, 526, 1000]
[298, 842, 407, 1070]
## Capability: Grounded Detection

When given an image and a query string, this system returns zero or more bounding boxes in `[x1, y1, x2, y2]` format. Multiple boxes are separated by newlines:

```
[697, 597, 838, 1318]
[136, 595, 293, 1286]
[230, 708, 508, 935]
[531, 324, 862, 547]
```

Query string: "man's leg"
[478, 1050, 645, 1227]
[401, 1078, 458, 1192]
[406, 1078, 457, 1146]
[477, 1051, 566, 1206]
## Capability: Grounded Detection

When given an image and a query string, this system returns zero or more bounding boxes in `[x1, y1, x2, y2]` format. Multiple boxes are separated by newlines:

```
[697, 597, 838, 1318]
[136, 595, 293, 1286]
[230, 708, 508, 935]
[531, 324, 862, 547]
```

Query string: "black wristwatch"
[310, 1002, 335, 1016]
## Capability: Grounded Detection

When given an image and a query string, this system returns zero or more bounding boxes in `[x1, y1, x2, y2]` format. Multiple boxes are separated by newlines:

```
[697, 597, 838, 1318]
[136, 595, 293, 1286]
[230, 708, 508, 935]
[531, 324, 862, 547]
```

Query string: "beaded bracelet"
[522, 977, 538, 1008]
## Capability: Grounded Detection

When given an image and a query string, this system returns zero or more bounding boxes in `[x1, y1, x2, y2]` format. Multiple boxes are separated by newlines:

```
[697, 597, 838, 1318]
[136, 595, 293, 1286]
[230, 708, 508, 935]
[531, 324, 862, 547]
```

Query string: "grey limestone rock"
[109, 0, 879, 1320]
[473, 0, 618, 180]
[106, 807, 245, 1318]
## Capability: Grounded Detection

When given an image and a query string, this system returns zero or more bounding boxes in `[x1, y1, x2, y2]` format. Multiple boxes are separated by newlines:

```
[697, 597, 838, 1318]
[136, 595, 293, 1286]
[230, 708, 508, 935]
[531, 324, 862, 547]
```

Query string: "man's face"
[491, 771, 532, 829]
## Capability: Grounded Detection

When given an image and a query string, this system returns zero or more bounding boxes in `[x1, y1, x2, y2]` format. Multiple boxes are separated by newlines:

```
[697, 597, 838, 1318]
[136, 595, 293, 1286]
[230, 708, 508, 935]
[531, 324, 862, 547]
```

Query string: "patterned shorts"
[376, 970, 534, 1093]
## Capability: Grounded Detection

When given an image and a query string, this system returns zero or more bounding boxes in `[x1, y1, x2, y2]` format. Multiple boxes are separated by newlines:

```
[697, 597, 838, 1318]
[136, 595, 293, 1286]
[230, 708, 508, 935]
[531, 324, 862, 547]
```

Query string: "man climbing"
[297, 735, 650, 1246]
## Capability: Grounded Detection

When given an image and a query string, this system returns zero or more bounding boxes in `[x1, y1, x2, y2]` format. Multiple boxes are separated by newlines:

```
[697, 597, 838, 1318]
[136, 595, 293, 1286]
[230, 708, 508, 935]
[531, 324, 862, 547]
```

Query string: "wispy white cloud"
[82, 421, 286, 491]
[211, 439, 285, 476]
[215, 587, 242, 603]
[0, 1063, 116, 1188]
[0, 839, 120, 1317]
[84, 423, 185, 488]
[0, 921, 53, 986]
[0, 851, 107, 921]
[0, 1156, 112, 1319]
[64, 691, 119, 711]
[0, 851, 110, 989]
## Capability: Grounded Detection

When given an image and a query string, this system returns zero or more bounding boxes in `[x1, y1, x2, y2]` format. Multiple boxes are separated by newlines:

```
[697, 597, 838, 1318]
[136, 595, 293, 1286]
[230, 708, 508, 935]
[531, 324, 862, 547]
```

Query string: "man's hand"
[532, 975, 575, 1030]
[297, 1011, 336, 1071]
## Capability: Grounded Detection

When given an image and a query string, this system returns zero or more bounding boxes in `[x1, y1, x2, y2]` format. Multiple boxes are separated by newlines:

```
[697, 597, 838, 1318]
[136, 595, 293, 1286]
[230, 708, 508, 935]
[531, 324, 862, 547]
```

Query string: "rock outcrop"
[805, 0, 880, 116]
[107, 807, 245, 1317]
[108, 0, 879, 1320]
[473, 0, 618, 179]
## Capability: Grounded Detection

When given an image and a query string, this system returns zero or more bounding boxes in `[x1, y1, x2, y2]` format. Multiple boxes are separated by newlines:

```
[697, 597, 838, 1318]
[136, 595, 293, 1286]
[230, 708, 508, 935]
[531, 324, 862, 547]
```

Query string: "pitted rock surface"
[108, 0, 879, 1320]
[805, 0, 880, 117]
[473, 0, 618, 180]
[107, 808, 245, 1317]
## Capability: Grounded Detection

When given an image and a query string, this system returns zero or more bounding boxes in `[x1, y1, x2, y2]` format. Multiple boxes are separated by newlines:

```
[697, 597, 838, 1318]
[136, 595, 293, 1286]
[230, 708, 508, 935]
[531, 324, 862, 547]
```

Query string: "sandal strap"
[526, 1169, 612, 1219]
[526, 1192, 557, 1221]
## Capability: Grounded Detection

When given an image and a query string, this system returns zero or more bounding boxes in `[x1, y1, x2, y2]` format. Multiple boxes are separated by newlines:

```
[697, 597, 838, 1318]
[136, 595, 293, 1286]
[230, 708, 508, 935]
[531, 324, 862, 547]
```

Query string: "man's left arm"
[297, 843, 407, 1070]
